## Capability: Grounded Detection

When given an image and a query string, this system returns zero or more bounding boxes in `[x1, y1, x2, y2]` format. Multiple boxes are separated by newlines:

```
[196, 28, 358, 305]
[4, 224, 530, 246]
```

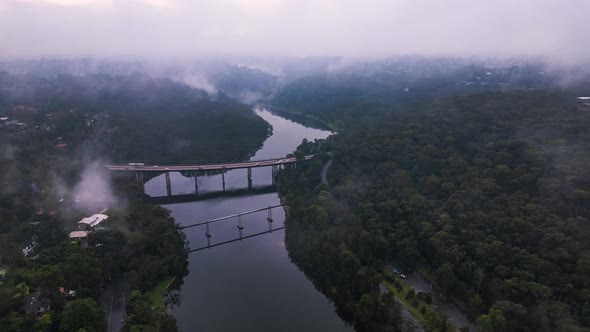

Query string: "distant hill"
[0, 72, 270, 164]
[271, 57, 564, 128]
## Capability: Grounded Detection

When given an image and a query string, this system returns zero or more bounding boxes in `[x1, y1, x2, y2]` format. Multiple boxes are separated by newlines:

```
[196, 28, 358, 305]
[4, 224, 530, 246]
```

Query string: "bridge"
[182, 205, 285, 252]
[105, 155, 312, 172]
[105, 155, 312, 197]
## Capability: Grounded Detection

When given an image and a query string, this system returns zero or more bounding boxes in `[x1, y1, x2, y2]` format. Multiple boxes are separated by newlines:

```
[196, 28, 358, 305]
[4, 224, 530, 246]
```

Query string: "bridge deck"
[105, 155, 313, 172]
[188, 227, 285, 253]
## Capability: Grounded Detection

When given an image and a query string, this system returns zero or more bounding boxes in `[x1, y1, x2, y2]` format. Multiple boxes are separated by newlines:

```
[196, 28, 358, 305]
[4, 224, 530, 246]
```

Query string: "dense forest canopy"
[271, 59, 565, 129]
[0, 72, 270, 164]
[279, 88, 590, 331]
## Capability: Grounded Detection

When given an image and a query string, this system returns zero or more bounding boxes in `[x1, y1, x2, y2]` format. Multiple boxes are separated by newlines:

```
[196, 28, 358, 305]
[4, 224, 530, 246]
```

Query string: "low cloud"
[15, 0, 171, 8]
[0, 0, 588, 63]
[176, 72, 217, 95]
[235, 91, 263, 104]
[51, 159, 123, 213]
[73, 160, 118, 209]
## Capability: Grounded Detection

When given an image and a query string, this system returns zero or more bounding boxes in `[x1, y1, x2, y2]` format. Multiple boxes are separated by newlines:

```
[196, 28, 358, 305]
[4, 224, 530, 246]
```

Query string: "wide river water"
[145, 108, 353, 332]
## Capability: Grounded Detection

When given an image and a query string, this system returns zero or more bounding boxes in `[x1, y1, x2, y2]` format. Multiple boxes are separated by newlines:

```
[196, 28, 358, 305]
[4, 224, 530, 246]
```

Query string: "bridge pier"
[135, 171, 144, 190]
[237, 213, 244, 240]
[247, 167, 252, 190]
[205, 222, 211, 248]
[267, 206, 273, 222]
[165, 172, 172, 196]
[222, 172, 226, 192]
[194, 174, 199, 197]
[271, 165, 279, 185]
[267, 206, 273, 233]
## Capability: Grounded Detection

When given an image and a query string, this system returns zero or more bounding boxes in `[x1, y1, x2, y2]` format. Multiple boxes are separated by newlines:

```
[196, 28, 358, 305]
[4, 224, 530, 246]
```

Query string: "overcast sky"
[1, 0, 589, 61]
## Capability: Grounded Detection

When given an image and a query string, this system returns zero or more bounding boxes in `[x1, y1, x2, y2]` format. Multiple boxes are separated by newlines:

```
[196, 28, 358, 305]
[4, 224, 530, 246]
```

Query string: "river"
[144, 108, 353, 332]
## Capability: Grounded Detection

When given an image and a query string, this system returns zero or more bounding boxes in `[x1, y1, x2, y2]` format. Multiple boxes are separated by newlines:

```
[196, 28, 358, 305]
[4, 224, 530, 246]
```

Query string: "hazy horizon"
[1, 0, 589, 64]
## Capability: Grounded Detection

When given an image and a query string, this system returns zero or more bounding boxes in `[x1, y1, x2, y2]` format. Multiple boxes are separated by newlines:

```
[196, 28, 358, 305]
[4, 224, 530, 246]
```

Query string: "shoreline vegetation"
[147, 276, 176, 310]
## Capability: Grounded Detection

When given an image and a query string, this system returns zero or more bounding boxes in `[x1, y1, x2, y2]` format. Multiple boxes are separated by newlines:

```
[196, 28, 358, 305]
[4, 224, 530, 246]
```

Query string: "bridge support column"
[222, 172, 226, 192]
[267, 206, 273, 233]
[165, 172, 172, 196]
[194, 174, 199, 197]
[205, 222, 211, 248]
[237, 213, 244, 240]
[247, 167, 252, 190]
[271, 165, 278, 185]
[136, 171, 145, 191]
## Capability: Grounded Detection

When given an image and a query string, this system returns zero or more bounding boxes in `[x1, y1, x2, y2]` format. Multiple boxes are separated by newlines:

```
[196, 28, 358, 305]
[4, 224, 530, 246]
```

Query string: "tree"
[435, 263, 457, 295]
[355, 293, 378, 324]
[477, 314, 493, 332]
[489, 308, 506, 332]
[124, 290, 179, 332]
[61, 249, 102, 298]
[37, 313, 52, 331]
[35, 265, 65, 302]
[15, 282, 29, 298]
[0, 234, 22, 266]
[59, 298, 103, 332]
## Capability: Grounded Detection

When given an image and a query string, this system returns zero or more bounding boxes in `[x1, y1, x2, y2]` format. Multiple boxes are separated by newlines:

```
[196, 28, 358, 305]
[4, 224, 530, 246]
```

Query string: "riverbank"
[263, 104, 337, 132]
[148, 108, 350, 332]
[147, 276, 175, 309]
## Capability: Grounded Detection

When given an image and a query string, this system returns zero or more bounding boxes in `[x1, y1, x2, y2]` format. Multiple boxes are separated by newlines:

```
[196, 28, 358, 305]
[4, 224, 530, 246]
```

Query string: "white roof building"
[577, 97, 590, 108]
[78, 214, 109, 227]
[68, 231, 88, 239]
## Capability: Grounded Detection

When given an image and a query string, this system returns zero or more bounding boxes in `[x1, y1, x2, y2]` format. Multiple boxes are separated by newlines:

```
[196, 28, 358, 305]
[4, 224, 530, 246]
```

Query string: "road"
[105, 155, 314, 172]
[101, 279, 128, 332]
[379, 284, 424, 331]
[403, 272, 477, 331]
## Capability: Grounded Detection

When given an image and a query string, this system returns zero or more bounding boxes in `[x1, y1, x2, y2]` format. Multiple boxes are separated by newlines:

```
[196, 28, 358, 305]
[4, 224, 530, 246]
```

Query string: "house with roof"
[68, 231, 89, 248]
[577, 97, 590, 109]
[77, 214, 108, 229]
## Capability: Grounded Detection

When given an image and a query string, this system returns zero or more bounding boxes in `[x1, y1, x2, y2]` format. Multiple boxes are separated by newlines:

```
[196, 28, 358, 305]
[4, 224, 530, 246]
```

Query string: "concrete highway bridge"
[105, 155, 313, 197]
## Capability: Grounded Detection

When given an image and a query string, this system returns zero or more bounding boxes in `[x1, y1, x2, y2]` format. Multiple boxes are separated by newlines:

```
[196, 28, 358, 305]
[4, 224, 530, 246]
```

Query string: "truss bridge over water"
[180, 205, 286, 252]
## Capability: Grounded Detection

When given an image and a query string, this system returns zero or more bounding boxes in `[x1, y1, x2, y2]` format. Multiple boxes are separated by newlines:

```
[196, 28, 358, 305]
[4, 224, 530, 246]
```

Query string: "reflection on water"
[145, 108, 352, 331]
